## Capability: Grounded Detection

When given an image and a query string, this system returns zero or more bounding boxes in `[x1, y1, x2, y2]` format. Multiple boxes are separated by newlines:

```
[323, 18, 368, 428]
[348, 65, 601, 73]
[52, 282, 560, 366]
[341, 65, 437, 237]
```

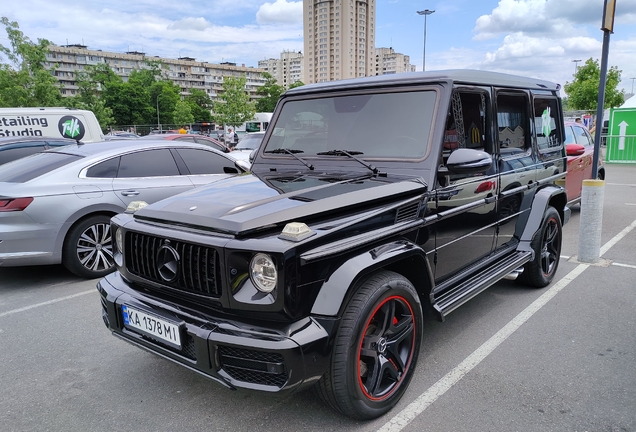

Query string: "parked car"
[99, 70, 570, 420]
[0, 136, 77, 166]
[0, 140, 246, 278]
[231, 131, 265, 163]
[104, 132, 140, 140]
[139, 133, 231, 153]
[563, 120, 605, 205]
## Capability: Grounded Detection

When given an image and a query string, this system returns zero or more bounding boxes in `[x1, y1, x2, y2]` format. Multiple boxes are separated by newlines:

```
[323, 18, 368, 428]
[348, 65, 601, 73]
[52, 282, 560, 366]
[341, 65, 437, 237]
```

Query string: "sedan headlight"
[249, 253, 277, 293]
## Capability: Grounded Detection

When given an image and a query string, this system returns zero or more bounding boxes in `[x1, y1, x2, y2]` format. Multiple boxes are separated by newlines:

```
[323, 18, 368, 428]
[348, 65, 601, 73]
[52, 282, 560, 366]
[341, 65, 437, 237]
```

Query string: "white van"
[229, 112, 273, 136]
[0, 107, 104, 143]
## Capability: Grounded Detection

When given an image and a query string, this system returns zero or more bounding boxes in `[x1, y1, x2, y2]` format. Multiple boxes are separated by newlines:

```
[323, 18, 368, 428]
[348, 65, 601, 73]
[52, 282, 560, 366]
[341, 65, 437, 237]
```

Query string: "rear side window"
[86, 157, 120, 178]
[533, 97, 562, 151]
[117, 149, 180, 178]
[0, 153, 82, 183]
[175, 148, 235, 174]
[564, 126, 575, 144]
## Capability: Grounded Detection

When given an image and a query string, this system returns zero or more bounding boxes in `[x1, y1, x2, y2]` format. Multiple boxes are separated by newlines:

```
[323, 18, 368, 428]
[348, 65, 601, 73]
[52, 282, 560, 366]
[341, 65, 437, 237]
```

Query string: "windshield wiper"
[316, 149, 378, 175]
[265, 148, 314, 170]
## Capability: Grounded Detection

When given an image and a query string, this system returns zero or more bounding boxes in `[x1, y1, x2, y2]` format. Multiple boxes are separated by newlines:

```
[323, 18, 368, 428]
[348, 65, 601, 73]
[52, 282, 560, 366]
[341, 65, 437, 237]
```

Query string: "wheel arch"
[55, 205, 123, 258]
[518, 185, 567, 247]
[310, 240, 434, 318]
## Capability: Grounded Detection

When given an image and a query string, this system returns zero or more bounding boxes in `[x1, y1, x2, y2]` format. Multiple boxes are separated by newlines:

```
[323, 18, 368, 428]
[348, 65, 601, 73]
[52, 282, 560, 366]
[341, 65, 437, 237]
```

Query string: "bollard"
[578, 179, 605, 263]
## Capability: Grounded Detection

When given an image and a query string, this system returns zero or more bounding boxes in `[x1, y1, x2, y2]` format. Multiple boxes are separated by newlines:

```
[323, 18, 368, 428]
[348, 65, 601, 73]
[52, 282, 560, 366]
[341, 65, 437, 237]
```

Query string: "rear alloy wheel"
[315, 271, 423, 420]
[518, 206, 562, 287]
[63, 215, 115, 279]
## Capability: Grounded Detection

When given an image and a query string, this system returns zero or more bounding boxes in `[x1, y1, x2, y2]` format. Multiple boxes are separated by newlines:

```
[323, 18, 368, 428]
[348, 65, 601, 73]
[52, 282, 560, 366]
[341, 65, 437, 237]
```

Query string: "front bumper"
[98, 272, 333, 393]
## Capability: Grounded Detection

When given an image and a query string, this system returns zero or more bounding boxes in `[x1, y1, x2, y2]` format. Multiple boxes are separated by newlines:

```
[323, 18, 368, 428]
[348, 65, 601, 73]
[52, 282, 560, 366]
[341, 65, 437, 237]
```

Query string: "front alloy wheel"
[315, 271, 423, 420]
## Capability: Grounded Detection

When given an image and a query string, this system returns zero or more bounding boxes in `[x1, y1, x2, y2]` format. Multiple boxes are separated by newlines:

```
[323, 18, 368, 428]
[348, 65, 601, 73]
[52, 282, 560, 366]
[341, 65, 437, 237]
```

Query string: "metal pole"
[156, 95, 161, 131]
[417, 10, 434, 72]
[631, 77, 635, 95]
[571, 59, 581, 76]
[591, 29, 611, 180]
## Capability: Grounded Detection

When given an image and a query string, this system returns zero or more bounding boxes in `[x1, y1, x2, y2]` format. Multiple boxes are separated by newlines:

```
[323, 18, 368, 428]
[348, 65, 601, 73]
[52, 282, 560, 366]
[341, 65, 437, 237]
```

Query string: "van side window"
[444, 90, 492, 154]
[534, 97, 562, 151]
[496, 93, 529, 154]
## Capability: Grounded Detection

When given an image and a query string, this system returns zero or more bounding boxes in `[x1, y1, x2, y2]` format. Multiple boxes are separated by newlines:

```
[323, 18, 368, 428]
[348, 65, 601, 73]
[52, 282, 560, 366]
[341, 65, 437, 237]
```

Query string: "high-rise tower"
[303, 0, 376, 84]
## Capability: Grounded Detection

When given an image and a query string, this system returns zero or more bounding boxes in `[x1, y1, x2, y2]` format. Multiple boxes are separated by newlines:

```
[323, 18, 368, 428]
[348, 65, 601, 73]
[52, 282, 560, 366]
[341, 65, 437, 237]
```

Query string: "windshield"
[236, 133, 265, 150]
[263, 90, 437, 159]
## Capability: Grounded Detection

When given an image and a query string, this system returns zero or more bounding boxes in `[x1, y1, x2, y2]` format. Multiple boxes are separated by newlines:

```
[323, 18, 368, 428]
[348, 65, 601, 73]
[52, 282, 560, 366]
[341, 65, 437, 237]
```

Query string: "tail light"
[0, 197, 34, 212]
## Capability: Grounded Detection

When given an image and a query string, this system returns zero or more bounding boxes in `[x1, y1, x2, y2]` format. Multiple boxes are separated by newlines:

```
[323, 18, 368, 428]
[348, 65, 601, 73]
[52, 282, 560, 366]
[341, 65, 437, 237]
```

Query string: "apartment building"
[258, 51, 304, 88]
[303, 0, 376, 84]
[374, 47, 416, 76]
[44, 44, 267, 100]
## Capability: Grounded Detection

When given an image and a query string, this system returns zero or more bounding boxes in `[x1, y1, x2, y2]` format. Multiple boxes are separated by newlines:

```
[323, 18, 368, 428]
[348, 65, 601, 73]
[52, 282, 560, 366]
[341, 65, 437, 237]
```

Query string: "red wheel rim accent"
[356, 295, 416, 401]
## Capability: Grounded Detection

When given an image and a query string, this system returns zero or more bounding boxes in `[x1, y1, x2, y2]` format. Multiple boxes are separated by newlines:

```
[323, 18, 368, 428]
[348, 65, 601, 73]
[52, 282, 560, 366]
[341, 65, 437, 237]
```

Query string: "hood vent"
[395, 201, 420, 223]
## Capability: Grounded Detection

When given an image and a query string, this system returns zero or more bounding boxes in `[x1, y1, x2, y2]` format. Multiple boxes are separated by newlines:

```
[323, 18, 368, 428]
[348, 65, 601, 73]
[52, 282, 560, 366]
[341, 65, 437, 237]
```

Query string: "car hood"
[133, 172, 427, 236]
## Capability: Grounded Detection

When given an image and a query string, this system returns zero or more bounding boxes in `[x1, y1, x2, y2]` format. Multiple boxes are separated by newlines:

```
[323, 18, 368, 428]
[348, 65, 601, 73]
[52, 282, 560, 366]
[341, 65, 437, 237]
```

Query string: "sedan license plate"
[122, 305, 182, 349]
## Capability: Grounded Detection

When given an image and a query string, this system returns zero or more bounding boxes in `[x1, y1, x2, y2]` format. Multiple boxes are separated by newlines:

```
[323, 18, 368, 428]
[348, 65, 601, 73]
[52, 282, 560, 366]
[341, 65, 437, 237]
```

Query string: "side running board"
[433, 251, 532, 320]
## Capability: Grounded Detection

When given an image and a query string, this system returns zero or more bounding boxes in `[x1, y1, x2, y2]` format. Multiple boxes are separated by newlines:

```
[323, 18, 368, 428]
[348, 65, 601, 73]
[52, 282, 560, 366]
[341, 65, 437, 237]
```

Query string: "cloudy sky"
[2, 0, 636, 95]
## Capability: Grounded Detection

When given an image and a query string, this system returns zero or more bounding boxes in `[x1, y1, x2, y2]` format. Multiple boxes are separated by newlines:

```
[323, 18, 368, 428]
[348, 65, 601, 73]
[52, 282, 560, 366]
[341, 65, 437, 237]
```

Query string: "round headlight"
[249, 253, 277, 293]
[115, 228, 123, 252]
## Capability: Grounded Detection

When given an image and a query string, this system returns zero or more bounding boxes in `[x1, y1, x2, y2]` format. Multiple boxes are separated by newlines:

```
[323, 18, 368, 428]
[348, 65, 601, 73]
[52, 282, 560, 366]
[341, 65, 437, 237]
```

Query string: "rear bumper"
[98, 272, 333, 393]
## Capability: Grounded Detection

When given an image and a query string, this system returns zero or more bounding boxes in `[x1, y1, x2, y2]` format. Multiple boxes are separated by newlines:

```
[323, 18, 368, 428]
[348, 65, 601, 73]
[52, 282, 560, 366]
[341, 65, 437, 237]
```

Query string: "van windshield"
[0, 152, 82, 183]
[263, 90, 437, 159]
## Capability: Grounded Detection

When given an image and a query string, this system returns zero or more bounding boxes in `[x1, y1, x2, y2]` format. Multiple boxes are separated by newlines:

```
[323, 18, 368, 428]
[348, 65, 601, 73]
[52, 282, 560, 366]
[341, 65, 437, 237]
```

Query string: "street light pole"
[417, 9, 435, 72]
[631, 77, 636, 95]
[156, 95, 161, 131]
[572, 59, 582, 76]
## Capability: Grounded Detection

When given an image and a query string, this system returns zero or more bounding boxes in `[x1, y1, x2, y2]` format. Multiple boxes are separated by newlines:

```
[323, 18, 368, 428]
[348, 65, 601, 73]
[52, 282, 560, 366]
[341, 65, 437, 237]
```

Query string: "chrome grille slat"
[125, 232, 222, 298]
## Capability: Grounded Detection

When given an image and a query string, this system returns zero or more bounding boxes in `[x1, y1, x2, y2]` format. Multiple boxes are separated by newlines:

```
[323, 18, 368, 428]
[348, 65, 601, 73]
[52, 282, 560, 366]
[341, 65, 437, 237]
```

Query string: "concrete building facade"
[374, 47, 416, 76]
[303, 0, 376, 84]
[258, 51, 304, 88]
[44, 44, 267, 101]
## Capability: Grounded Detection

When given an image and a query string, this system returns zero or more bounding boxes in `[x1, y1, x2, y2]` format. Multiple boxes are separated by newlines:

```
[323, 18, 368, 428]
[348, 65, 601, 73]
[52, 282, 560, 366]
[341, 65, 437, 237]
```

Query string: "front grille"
[125, 232, 222, 298]
[218, 346, 288, 388]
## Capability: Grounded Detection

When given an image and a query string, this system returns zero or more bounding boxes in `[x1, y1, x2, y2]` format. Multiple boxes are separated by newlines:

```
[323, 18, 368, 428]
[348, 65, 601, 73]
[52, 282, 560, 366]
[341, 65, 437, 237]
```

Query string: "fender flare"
[310, 240, 433, 317]
[518, 185, 567, 249]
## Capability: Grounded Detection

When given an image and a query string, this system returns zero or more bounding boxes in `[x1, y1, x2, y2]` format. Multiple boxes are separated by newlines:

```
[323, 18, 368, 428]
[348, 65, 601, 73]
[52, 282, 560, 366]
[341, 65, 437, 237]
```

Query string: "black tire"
[518, 206, 562, 288]
[315, 271, 423, 420]
[62, 214, 115, 279]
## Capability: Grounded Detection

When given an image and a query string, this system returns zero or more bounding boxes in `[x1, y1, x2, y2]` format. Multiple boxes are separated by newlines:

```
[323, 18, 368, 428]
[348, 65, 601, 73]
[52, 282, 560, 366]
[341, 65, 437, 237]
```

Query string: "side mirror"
[445, 148, 492, 174]
[566, 143, 585, 156]
[249, 148, 257, 164]
[234, 160, 251, 173]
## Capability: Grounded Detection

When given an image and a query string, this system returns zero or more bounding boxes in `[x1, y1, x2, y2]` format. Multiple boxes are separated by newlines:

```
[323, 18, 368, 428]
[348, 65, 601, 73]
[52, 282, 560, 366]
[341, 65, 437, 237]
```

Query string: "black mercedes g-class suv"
[98, 70, 570, 420]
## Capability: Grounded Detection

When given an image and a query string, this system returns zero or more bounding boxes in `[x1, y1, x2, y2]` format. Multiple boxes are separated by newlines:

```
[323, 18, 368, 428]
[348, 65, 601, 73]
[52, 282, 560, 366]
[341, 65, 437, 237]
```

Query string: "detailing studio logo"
[58, 116, 86, 140]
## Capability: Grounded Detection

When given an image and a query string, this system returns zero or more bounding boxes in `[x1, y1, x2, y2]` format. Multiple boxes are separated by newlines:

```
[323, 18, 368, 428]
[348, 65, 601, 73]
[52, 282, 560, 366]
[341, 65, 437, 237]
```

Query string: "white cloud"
[168, 17, 212, 31]
[256, 0, 303, 25]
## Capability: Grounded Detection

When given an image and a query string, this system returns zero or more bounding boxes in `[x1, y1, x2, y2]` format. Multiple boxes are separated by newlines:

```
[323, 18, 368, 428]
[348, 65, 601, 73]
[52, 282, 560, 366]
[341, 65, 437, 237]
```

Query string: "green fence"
[606, 134, 636, 163]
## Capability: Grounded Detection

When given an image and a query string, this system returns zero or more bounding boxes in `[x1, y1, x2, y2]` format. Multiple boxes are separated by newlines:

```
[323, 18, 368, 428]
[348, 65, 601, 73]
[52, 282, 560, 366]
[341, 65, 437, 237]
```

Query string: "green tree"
[255, 72, 284, 112]
[184, 88, 212, 122]
[564, 58, 624, 111]
[149, 80, 181, 126]
[0, 17, 62, 107]
[173, 99, 194, 125]
[68, 63, 116, 131]
[289, 80, 305, 89]
[212, 76, 255, 128]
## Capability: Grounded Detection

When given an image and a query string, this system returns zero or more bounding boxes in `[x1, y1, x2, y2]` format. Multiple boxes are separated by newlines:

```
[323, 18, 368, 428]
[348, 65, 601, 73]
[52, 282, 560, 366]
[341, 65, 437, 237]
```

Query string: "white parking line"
[378, 218, 636, 432]
[0, 289, 95, 319]
[613, 262, 636, 270]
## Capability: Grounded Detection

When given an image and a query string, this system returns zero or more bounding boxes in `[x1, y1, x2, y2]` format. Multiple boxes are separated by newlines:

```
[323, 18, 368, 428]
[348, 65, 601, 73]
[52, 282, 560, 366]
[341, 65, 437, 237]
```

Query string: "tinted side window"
[175, 136, 196, 143]
[86, 157, 120, 178]
[175, 148, 234, 174]
[0, 153, 82, 183]
[194, 137, 224, 151]
[533, 97, 562, 151]
[497, 93, 530, 152]
[117, 149, 180, 178]
[0, 146, 45, 165]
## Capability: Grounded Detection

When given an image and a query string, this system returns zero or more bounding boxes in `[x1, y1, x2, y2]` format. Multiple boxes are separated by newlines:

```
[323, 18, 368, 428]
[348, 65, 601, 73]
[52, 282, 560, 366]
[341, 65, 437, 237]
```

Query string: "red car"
[139, 133, 231, 153]
[563, 121, 605, 205]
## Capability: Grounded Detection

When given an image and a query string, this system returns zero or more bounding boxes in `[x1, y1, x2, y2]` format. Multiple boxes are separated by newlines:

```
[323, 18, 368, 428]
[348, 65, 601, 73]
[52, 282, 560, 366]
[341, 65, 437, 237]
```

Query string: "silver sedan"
[0, 139, 245, 278]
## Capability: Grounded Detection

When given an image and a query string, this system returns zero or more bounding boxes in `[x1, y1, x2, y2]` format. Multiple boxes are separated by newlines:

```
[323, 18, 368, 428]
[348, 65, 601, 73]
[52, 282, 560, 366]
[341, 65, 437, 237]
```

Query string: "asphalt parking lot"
[1, 164, 634, 432]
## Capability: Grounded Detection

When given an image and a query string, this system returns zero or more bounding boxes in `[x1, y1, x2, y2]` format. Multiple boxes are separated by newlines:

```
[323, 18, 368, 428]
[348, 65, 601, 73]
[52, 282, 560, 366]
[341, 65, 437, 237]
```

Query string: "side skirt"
[432, 250, 532, 321]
